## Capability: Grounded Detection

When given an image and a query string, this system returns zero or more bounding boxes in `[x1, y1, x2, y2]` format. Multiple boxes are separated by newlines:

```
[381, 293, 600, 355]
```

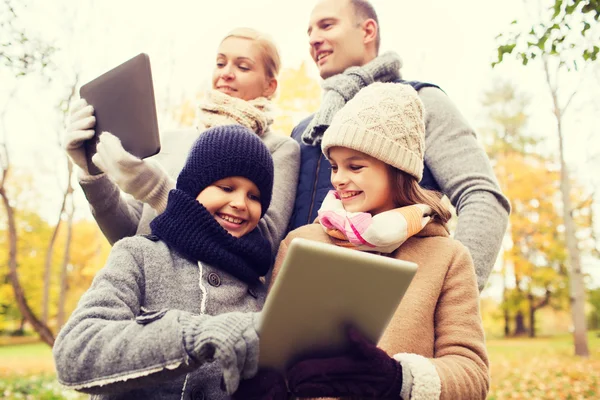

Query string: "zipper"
[306, 152, 323, 225]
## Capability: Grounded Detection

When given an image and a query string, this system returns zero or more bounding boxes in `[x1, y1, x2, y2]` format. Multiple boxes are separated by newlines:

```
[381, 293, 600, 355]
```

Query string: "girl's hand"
[286, 325, 403, 398]
[233, 368, 288, 400]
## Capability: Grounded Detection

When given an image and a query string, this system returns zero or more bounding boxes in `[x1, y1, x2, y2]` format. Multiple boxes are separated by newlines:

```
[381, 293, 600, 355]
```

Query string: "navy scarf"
[150, 189, 272, 284]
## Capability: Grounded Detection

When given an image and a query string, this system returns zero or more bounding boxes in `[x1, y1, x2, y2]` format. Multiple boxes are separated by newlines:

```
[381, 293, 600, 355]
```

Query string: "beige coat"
[270, 222, 489, 400]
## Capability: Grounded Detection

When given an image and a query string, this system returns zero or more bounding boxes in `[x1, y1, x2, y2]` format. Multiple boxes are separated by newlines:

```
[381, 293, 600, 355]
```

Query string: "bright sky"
[2, 0, 599, 292]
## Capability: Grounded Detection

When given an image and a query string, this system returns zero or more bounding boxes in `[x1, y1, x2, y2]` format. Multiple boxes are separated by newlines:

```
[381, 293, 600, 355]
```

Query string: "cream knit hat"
[321, 82, 425, 181]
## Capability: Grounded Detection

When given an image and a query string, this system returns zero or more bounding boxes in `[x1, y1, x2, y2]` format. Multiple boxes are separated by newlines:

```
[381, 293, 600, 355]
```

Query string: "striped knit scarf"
[317, 190, 432, 254]
[302, 52, 402, 146]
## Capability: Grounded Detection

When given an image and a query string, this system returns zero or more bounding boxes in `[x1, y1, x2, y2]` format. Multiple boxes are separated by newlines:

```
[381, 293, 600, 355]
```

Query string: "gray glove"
[63, 99, 96, 175]
[181, 311, 261, 395]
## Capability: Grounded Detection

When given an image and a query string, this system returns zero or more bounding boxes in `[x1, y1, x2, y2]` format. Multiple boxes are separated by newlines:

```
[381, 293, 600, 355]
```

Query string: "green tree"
[493, 0, 598, 356]
[0, 167, 110, 336]
[494, 0, 599, 70]
[271, 61, 321, 135]
[0, 0, 60, 346]
[497, 152, 569, 337]
[0, 0, 55, 76]
[0, 169, 55, 343]
[589, 287, 600, 329]
[481, 82, 576, 338]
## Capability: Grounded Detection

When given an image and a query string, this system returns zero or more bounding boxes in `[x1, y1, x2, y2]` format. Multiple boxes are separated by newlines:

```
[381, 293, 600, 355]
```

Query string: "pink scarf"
[317, 190, 433, 253]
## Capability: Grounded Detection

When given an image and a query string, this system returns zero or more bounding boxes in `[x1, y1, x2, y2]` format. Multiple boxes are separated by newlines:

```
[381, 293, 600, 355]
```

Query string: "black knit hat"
[176, 125, 274, 216]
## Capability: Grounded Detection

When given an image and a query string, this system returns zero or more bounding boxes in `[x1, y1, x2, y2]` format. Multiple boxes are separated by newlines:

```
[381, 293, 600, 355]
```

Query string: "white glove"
[92, 132, 173, 213]
[63, 99, 96, 175]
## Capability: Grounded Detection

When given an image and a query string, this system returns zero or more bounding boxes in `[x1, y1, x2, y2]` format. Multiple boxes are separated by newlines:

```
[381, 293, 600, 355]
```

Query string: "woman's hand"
[92, 132, 173, 212]
[287, 325, 403, 399]
[63, 99, 96, 175]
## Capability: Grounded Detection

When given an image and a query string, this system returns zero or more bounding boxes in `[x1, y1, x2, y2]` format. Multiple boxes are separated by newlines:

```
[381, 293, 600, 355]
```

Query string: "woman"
[64, 28, 300, 253]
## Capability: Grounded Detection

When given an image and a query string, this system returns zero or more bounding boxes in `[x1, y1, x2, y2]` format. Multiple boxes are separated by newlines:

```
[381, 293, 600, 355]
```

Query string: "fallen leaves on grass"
[487, 335, 600, 400]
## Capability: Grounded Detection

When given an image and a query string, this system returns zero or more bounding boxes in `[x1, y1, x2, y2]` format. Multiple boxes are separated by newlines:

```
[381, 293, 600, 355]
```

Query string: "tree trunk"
[528, 294, 536, 338]
[514, 311, 527, 336]
[57, 162, 74, 328]
[16, 317, 25, 335]
[56, 212, 73, 328]
[543, 58, 589, 357]
[502, 262, 510, 337]
[55, 76, 80, 330]
[504, 308, 510, 337]
[529, 289, 552, 338]
[42, 198, 67, 323]
[513, 272, 527, 336]
[0, 184, 55, 346]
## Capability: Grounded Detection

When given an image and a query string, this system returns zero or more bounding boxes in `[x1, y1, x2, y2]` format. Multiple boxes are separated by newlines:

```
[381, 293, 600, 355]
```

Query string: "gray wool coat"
[53, 235, 267, 400]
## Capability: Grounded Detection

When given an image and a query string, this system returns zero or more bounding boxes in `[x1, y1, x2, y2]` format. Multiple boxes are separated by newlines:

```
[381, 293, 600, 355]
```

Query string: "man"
[289, 0, 510, 292]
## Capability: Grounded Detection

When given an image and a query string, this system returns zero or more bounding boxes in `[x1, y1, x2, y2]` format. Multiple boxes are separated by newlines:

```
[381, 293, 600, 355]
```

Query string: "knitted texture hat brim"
[322, 123, 423, 181]
[321, 82, 425, 181]
[176, 125, 274, 216]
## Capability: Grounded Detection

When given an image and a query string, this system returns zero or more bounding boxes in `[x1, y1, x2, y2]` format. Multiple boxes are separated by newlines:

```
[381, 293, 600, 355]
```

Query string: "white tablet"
[258, 237, 417, 371]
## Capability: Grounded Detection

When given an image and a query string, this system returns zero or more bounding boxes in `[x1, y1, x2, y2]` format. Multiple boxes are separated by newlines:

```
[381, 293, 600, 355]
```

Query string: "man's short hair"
[350, 0, 380, 52]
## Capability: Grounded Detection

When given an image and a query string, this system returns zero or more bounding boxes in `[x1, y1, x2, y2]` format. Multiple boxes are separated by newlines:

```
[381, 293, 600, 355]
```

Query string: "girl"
[237, 82, 489, 400]
[64, 27, 299, 253]
[54, 125, 276, 400]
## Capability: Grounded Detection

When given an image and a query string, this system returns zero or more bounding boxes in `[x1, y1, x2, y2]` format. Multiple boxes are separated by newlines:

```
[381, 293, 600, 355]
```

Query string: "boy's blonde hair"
[221, 27, 281, 79]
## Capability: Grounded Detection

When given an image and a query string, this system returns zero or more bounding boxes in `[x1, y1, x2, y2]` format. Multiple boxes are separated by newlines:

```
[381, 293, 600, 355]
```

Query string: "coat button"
[207, 272, 221, 287]
[143, 234, 160, 242]
[191, 388, 205, 400]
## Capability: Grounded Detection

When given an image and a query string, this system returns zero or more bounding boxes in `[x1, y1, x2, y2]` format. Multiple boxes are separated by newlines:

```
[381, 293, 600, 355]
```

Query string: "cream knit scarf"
[198, 89, 273, 137]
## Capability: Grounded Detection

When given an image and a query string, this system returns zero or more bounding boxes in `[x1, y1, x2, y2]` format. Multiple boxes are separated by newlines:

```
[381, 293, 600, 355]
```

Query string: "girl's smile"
[338, 190, 364, 203]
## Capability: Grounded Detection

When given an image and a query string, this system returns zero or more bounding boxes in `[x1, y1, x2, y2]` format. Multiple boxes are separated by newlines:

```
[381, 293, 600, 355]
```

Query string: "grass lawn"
[0, 342, 85, 399]
[0, 342, 55, 376]
[487, 331, 600, 399]
[0, 331, 598, 399]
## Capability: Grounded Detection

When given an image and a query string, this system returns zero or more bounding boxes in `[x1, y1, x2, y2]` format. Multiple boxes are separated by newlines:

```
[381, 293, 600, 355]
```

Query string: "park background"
[0, 0, 599, 398]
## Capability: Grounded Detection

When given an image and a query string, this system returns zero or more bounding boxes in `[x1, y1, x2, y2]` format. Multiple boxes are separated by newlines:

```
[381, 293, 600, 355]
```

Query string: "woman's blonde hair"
[221, 27, 281, 79]
[390, 168, 452, 224]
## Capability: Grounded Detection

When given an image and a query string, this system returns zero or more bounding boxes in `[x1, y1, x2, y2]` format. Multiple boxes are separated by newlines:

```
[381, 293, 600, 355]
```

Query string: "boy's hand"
[181, 311, 261, 395]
